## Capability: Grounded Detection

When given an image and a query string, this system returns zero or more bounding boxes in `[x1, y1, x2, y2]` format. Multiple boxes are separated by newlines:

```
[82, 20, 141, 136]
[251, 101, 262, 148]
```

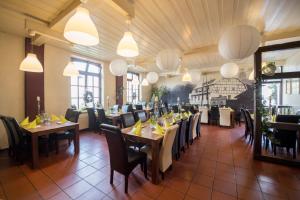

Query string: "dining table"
[121, 123, 164, 185]
[105, 113, 121, 126]
[22, 121, 79, 169]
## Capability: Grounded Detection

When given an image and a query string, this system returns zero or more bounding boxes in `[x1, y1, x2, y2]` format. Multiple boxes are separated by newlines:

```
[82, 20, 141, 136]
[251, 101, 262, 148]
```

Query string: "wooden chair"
[185, 114, 194, 148]
[134, 110, 147, 123]
[120, 113, 135, 128]
[210, 105, 220, 125]
[196, 112, 202, 138]
[101, 124, 148, 193]
[192, 113, 200, 141]
[141, 124, 179, 179]
[54, 109, 80, 153]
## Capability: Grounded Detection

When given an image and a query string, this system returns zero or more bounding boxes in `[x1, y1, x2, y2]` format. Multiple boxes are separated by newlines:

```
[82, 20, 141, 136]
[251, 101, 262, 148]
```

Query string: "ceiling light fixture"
[117, 17, 139, 57]
[63, 62, 79, 77]
[19, 53, 43, 73]
[182, 68, 192, 82]
[64, 2, 99, 46]
[141, 78, 149, 86]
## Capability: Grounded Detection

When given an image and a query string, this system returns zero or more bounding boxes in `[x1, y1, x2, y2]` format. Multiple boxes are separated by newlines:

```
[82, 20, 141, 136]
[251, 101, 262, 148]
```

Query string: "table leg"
[74, 124, 80, 154]
[31, 134, 39, 169]
[151, 141, 160, 184]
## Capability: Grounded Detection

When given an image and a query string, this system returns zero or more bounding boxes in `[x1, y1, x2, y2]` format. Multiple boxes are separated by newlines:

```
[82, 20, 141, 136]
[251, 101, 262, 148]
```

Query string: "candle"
[37, 96, 40, 101]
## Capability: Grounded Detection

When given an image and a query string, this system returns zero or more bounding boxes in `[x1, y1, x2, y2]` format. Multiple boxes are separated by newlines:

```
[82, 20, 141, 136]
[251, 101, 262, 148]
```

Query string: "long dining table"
[22, 121, 80, 169]
[121, 124, 164, 185]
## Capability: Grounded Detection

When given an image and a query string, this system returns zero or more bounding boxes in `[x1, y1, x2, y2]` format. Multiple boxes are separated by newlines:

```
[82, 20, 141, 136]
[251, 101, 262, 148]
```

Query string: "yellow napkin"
[51, 114, 60, 122]
[28, 119, 37, 129]
[59, 115, 68, 124]
[155, 124, 165, 135]
[35, 115, 41, 125]
[164, 119, 171, 128]
[132, 120, 142, 135]
[20, 117, 29, 127]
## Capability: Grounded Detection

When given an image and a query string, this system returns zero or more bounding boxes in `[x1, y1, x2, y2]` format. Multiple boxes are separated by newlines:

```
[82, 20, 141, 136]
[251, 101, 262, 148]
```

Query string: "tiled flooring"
[0, 125, 300, 200]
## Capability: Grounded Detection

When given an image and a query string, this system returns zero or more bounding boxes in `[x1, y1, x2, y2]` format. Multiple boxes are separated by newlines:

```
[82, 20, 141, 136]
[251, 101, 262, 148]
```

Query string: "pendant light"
[19, 53, 43, 73]
[220, 63, 239, 78]
[141, 78, 149, 86]
[182, 68, 192, 82]
[63, 62, 79, 77]
[64, 3, 99, 46]
[117, 18, 139, 57]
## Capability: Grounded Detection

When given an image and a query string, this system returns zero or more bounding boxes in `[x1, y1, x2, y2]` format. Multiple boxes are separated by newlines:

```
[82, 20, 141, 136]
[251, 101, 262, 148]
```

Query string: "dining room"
[0, 0, 300, 200]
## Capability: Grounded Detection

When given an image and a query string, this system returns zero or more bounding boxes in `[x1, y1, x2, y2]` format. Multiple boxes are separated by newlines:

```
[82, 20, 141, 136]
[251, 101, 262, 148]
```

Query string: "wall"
[0, 32, 24, 149]
[44, 45, 116, 129]
[140, 73, 152, 102]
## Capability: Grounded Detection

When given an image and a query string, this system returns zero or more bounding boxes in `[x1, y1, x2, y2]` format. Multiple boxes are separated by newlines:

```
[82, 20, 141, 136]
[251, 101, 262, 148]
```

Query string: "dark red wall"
[24, 38, 45, 120]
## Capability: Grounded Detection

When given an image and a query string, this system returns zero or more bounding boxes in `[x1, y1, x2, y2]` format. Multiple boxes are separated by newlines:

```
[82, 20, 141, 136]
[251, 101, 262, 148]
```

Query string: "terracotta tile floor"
[1, 125, 300, 200]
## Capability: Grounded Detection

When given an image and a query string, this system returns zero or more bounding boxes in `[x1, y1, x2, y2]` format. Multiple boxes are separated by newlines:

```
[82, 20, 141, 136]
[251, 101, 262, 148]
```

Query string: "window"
[71, 58, 102, 109]
[127, 72, 140, 104]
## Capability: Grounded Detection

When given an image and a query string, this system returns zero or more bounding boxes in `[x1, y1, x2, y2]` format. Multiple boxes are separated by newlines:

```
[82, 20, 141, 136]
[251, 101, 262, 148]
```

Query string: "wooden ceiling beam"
[49, 0, 82, 28]
[111, 0, 135, 17]
[262, 28, 300, 42]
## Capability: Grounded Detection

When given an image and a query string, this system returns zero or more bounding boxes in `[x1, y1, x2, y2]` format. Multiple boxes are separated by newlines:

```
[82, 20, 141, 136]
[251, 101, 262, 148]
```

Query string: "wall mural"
[160, 77, 254, 110]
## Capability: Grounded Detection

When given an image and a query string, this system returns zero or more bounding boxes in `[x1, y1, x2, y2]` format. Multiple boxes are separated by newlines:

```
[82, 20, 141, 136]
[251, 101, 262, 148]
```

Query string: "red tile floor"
[0, 125, 300, 200]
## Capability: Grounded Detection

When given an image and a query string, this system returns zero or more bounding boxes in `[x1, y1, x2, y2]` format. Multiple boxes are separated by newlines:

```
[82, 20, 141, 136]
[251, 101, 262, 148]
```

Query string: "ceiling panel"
[0, 0, 300, 73]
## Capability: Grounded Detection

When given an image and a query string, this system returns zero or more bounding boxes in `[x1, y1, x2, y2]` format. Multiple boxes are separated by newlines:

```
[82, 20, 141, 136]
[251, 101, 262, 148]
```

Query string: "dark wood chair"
[185, 114, 194, 148]
[87, 108, 98, 132]
[244, 109, 254, 144]
[54, 109, 80, 153]
[272, 115, 300, 159]
[210, 105, 220, 125]
[172, 105, 179, 113]
[96, 108, 113, 131]
[134, 110, 147, 123]
[179, 118, 187, 153]
[120, 113, 135, 128]
[135, 105, 143, 110]
[101, 124, 147, 193]
[0, 115, 14, 157]
[196, 112, 202, 138]
[172, 120, 181, 160]
[240, 108, 249, 139]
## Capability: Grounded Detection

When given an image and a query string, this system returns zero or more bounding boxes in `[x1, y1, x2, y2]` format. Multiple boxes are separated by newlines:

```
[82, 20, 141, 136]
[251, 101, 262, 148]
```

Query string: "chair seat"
[127, 148, 147, 164]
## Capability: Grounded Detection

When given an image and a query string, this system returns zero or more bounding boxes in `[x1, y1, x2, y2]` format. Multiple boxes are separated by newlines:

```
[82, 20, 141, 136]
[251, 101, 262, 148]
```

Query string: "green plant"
[151, 86, 167, 100]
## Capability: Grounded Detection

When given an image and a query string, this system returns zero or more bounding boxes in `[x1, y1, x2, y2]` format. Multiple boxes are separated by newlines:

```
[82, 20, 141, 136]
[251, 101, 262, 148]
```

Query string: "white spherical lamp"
[146, 72, 159, 84]
[156, 49, 181, 71]
[220, 63, 239, 78]
[64, 7, 99, 46]
[218, 25, 261, 60]
[109, 59, 127, 76]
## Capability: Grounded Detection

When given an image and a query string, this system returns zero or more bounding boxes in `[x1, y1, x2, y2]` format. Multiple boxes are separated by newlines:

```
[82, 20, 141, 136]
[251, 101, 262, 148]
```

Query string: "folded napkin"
[59, 115, 68, 124]
[164, 119, 171, 128]
[155, 124, 165, 135]
[27, 119, 37, 129]
[132, 120, 142, 135]
[35, 115, 41, 125]
[20, 117, 29, 127]
[51, 114, 60, 122]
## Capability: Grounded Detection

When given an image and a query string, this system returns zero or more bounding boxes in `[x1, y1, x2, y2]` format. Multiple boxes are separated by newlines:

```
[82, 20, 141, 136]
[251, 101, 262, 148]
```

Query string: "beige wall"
[0, 32, 24, 149]
[140, 73, 152, 102]
[102, 61, 116, 108]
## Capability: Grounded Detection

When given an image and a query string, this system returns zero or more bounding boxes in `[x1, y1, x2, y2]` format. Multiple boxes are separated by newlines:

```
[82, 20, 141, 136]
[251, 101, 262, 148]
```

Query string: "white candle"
[37, 96, 40, 101]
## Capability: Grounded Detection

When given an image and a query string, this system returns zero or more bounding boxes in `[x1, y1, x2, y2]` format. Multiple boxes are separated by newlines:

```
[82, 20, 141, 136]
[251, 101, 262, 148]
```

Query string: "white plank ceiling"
[0, 0, 300, 73]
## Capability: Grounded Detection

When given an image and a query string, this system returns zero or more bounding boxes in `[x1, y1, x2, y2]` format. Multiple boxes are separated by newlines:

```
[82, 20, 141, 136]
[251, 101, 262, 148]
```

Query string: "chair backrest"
[113, 105, 119, 113]
[135, 105, 143, 110]
[97, 108, 106, 123]
[65, 109, 80, 123]
[86, 108, 96, 129]
[0, 115, 13, 147]
[127, 104, 134, 113]
[121, 105, 128, 113]
[160, 124, 179, 172]
[6, 117, 24, 147]
[121, 112, 135, 128]
[172, 105, 179, 113]
[180, 118, 187, 146]
[134, 110, 147, 122]
[101, 124, 128, 172]
[210, 106, 220, 119]
[219, 108, 231, 126]
[192, 113, 200, 139]
[244, 109, 253, 132]
[198, 107, 208, 123]
[275, 115, 299, 147]
[196, 111, 202, 134]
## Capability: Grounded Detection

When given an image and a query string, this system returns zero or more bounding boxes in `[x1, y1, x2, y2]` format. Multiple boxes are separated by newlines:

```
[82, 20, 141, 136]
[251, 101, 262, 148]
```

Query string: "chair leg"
[144, 160, 148, 179]
[124, 175, 128, 193]
[110, 169, 114, 184]
[161, 172, 164, 180]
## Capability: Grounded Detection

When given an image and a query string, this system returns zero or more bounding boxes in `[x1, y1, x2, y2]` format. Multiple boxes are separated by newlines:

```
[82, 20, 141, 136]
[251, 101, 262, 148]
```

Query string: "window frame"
[71, 57, 102, 109]
[127, 72, 140, 104]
